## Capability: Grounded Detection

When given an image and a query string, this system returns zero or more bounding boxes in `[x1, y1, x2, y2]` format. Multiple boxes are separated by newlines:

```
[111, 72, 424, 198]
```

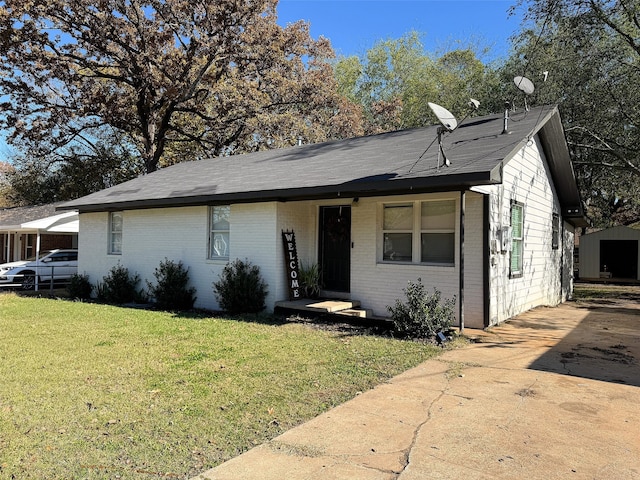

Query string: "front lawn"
[0, 294, 442, 479]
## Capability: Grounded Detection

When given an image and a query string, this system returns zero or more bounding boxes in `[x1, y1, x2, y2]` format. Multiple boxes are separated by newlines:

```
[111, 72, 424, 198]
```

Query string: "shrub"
[213, 258, 268, 314]
[96, 263, 141, 304]
[299, 261, 321, 299]
[66, 273, 93, 300]
[387, 278, 456, 339]
[147, 258, 197, 311]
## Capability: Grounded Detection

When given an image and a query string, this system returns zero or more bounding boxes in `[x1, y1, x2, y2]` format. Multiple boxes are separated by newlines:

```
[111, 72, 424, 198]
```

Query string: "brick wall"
[76, 137, 569, 324]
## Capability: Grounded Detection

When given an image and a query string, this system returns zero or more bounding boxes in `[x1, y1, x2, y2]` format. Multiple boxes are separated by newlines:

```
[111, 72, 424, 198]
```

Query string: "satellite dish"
[428, 102, 458, 132]
[412, 98, 481, 173]
[514, 76, 535, 95]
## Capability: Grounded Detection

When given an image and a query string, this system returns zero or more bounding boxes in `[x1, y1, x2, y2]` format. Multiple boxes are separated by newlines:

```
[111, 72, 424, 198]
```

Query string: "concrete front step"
[275, 298, 361, 314]
[336, 308, 373, 318]
[275, 299, 393, 329]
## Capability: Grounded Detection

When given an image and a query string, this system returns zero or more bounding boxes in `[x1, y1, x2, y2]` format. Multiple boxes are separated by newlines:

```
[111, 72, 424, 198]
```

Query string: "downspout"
[561, 220, 568, 300]
[483, 195, 490, 327]
[459, 190, 466, 333]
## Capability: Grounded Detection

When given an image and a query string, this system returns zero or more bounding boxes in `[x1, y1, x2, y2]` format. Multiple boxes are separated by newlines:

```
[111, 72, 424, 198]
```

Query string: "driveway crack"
[395, 375, 453, 478]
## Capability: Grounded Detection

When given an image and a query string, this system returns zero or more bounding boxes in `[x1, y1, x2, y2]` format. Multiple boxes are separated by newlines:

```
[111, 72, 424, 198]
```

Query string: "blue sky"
[0, 1, 524, 160]
[276, 0, 525, 61]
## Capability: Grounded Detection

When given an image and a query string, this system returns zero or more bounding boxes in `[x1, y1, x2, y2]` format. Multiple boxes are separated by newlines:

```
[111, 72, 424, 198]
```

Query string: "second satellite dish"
[514, 76, 535, 95]
[428, 102, 457, 132]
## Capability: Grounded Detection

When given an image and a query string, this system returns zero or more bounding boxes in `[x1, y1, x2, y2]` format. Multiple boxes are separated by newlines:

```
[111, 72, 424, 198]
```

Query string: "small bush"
[96, 263, 141, 304]
[213, 258, 268, 314]
[67, 273, 93, 300]
[387, 278, 456, 339]
[147, 258, 197, 311]
[299, 261, 321, 299]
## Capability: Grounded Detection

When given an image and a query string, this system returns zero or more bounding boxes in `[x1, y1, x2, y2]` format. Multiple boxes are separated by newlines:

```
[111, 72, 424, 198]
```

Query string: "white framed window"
[109, 212, 123, 255]
[209, 205, 230, 260]
[381, 199, 456, 265]
[383, 204, 413, 262]
[510, 202, 524, 277]
[421, 200, 455, 264]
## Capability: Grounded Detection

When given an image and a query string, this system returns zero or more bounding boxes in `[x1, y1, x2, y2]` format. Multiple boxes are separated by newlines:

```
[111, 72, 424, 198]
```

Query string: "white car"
[0, 249, 78, 290]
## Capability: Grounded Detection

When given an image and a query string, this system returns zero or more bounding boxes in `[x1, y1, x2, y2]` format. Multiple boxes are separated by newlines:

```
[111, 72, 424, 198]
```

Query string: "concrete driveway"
[195, 292, 640, 480]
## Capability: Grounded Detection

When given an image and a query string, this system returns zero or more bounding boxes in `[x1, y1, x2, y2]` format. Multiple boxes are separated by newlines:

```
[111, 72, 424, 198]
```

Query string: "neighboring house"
[0, 203, 79, 264]
[579, 226, 640, 281]
[58, 105, 586, 328]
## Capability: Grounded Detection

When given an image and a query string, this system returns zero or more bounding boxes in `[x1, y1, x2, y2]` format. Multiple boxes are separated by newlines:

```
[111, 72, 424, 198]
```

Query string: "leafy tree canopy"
[507, 0, 640, 226]
[334, 31, 503, 134]
[0, 161, 15, 207]
[0, 0, 362, 181]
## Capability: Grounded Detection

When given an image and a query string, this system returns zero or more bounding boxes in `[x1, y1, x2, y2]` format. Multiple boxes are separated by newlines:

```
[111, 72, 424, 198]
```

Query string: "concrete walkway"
[194, 299, 640, 480]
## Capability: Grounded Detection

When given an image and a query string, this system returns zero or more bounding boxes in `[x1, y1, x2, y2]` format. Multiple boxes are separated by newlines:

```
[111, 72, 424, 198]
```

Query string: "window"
[552, 213, 559, 250]
[510, 202, 524, 277]
[209, 205, 230, 260]
[47, 252, 76, 262]
[383, 204, 413, 261]
[421, 200, 455, 264]
[382, 199, 456, 264]
[109, 212, 123, 255]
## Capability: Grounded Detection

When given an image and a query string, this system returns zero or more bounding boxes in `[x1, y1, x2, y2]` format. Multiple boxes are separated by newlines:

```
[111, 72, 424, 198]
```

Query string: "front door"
[319, 206, 351, 293]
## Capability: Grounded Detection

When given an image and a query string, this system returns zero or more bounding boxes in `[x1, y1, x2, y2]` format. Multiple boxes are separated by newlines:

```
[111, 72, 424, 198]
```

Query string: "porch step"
[275, 299, 361, 314]
[336, 308, 373, 318]
[275, 298, 393, 330]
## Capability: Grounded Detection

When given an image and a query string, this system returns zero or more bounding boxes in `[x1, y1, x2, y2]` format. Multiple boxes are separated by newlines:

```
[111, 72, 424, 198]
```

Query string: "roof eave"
[61, 172, 501, 213]
[565, 215, 590, 229]
[537, 108, 588, 225]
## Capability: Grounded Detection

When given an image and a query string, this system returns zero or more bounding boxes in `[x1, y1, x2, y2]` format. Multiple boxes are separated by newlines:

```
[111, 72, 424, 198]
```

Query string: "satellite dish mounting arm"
[436, 127, 450, 170]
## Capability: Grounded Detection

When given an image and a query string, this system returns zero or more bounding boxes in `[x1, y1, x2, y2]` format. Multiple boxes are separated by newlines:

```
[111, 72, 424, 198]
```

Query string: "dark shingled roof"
[58, 105, 586, 226]
[0, 203, 63, 228]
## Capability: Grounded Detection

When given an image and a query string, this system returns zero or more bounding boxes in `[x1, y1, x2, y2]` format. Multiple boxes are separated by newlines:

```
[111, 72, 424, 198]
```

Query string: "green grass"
[0, 294, 442, 479]
[573, 282, 640, 302]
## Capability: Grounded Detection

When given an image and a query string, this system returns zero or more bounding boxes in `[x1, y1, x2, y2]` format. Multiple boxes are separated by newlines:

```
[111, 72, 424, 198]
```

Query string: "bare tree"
[0, 0, 362, 175]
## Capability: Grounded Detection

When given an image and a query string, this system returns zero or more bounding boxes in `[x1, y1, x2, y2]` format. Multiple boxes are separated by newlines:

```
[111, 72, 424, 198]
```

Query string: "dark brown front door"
[319, 206, 351, 293]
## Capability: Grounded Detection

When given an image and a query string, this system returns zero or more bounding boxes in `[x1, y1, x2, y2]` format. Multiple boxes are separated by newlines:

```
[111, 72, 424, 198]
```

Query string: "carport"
[0, 203, 78, 264]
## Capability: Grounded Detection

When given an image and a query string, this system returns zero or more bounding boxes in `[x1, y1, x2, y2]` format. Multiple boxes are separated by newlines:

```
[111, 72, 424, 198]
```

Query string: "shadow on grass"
[7, 290, 436, 342]
[174, 309, 290, 327]
[573, 283, 640, 303]
[283, 313, 396, 338]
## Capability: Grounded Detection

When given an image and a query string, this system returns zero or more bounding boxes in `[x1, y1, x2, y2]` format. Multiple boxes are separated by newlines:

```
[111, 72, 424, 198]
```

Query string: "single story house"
[58, 104, 586, 328]
[0, 203, 79, 263]
[579, 226, 640, 281]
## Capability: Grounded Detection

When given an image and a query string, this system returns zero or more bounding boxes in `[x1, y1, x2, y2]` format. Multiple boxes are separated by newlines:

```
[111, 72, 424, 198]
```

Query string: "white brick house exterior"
[62, 105, 586, 328]
[478, 136, 575, 324]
